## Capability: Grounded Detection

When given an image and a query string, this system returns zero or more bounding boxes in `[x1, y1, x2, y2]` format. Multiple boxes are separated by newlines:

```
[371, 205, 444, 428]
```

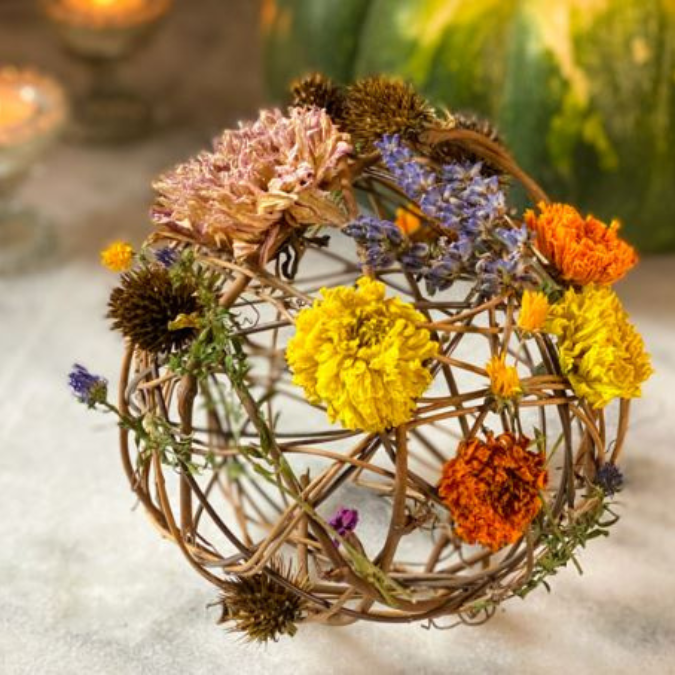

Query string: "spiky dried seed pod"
[430, 111, 505, 174]
[107, 266, 202, 354]
[341, 75, 436, 151]
[454, 112, 503, 145]
[290, 72, 346, 122]
[217, 562, 309, 643]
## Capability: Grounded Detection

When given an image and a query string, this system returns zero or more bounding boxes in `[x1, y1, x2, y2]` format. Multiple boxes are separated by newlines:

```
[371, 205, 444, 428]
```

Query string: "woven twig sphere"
[80, 83, 651, 642]
[115, 134, 632, 631]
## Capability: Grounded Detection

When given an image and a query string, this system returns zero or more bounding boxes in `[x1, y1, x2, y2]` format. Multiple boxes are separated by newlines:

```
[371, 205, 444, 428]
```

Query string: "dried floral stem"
[420, 127, 549, 204]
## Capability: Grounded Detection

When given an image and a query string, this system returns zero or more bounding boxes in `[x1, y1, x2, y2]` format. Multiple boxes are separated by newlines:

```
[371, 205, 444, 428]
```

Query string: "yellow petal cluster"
[486, 354, 522, 399]
[286, 277, 439, 432]
[517, 290, 550, 332]
[100, 241, 134, 272]
[545, 285, 653, 408]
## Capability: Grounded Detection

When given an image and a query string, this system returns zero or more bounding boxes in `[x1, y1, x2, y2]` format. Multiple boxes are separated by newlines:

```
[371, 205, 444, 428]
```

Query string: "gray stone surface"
[2, 2, 675, 674]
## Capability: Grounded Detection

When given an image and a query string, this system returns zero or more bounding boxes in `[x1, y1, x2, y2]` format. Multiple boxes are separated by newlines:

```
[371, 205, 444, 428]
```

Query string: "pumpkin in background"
[263, 0, 675, 252]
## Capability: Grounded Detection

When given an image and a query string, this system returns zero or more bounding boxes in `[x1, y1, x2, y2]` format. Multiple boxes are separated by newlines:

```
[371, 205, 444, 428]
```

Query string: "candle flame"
[0, 89, 37, 129]
[62, 0, 147, 16]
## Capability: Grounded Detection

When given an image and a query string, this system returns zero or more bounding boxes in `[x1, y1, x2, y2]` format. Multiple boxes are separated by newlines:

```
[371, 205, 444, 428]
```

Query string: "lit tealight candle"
[0, 67, 67, 274]
[43, 0, 170, 142]
[63, 0, 146, 19]
[0, 88, 37, 134]
[0, 67, 67, 151]
[45, 0, 169, 28]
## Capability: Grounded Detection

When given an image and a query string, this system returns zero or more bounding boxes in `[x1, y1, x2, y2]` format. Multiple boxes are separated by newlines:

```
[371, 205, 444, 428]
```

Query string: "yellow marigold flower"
[518, 290, 550, 332]
[395, 206, 422, 236]
[486, 354, 522, 399]
[546, 285, 653, 408]
[525, 202, 637, 286]
[286, 277, 439, 432]
[101, 241, 134, 272]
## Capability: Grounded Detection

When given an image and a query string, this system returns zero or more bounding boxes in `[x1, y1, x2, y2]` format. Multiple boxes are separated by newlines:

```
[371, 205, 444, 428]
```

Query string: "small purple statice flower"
[350, 133, 536, 298]
[376, 134, 436, 199]
[154, 246, 179, 268]
[495, 223, 530, 250]
[399, 242, 430, 272]
[419, 162, 505, 236]
[473, 223, 535, 296]
[594, 463, 624, 496]
[345, 214, 435, 276]
[424, 236, 472, 294]
[68, 364, 108, 407]
[344, 216, 408, 269]
[328, 507, 359, 546]
[375, 134, 505, 238]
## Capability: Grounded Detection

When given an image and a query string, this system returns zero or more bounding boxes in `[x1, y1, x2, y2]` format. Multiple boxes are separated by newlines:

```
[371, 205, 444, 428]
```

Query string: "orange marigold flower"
[518, 289, 550, 332]
[438, 432, 547, 551]
[485, 354, 522, 399]
[100, 241, 134, 272]
[394, 206, 422, 236]
[524, 202, 637, 285]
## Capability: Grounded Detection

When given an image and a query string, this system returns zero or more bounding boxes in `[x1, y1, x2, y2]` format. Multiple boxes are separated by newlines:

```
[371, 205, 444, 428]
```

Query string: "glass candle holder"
[0, 67, 68, 274]
[42, 0, 172, 143]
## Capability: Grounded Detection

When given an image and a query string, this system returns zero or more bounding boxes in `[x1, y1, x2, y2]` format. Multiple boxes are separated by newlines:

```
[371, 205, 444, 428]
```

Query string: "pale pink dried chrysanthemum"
[151, 107, 353, 260]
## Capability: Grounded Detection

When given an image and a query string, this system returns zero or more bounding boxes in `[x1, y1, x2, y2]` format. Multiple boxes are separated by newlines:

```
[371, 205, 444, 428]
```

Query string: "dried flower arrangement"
[74, 74, 653, 642]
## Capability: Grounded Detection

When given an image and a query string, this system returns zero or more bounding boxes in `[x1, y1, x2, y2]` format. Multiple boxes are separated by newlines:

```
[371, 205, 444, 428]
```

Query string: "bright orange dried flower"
[524, 202, 637, 285]
[395, 206, 422, 236]
[438, 432, 547, 551]
[517, 289, 550, 332]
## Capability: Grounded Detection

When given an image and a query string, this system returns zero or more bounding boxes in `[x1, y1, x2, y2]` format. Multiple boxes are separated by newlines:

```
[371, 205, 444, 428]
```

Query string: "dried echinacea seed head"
[216, 561, 309, 643]
[107, 266, 202, 355]
[341, 75, 436, 151]
[290, 72, 346, 122]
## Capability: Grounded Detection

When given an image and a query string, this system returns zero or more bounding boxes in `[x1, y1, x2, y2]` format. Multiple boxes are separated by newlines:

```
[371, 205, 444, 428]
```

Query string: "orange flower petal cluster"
[394, 206, 422, 236]
[438, 432, 547, 551]
[525, 202, 637, 285]
[517, 289, 550, 332]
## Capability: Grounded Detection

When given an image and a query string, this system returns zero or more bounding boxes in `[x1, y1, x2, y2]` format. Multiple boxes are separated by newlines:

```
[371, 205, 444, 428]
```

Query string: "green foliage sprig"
[516, 488, 619, 598]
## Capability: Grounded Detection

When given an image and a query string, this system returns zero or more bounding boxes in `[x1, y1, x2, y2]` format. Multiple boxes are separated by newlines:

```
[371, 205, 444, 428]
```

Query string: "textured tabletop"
[2, 2, 675, 674]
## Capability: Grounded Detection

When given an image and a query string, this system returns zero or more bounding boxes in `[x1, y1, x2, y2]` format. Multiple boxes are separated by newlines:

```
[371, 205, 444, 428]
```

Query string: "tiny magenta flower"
[68, 364, 108, 407]
[518, 290, 550, 332]
[100, 241, 134, 272]
[328, 507, 359, 545]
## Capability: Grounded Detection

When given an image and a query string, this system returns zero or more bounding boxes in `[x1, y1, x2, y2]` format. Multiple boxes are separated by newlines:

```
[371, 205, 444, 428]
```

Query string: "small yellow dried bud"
[486, 354, 522, 400]
[100, 241, 134, 272]
[518, 290, 550, 333]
